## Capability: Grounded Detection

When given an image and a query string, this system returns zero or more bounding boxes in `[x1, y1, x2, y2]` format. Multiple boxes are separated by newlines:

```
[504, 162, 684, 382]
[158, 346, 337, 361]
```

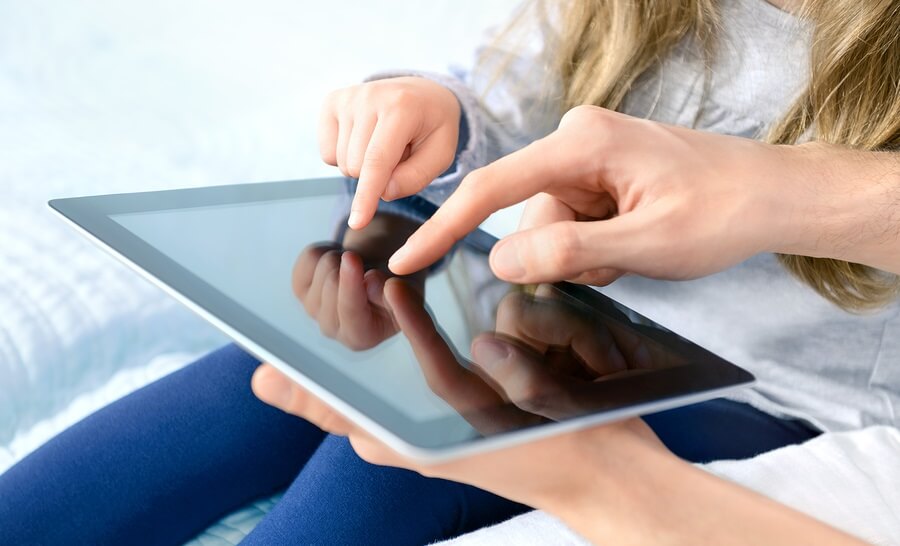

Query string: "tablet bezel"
[50, 178, 754, 462]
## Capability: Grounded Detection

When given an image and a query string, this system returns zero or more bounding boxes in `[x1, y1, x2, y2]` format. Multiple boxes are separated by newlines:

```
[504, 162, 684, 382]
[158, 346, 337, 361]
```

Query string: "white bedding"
[2, 1, 898, 544]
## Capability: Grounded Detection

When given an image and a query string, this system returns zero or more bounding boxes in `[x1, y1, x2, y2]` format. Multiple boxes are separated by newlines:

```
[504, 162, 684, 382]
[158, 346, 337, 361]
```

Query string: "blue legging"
[0, 344, 819, 545]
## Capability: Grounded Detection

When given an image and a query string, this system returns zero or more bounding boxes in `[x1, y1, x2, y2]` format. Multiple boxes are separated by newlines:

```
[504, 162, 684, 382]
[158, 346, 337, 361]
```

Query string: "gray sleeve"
[365, 0, 562, 206]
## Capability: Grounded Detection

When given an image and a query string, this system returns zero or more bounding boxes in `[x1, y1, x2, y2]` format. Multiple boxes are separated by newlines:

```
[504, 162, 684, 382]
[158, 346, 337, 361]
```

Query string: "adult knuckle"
[560, 104, 601, 126]
[548, 224, 581, 270]
[559, 105, 616, 151]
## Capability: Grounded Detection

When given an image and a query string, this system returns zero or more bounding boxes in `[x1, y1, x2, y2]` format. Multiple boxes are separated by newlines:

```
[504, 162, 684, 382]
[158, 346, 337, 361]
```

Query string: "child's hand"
[319, 77, 461, 230]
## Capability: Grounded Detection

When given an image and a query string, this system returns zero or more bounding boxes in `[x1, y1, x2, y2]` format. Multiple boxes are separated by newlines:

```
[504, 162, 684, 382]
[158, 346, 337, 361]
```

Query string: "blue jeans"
[0, 344, 819, 545]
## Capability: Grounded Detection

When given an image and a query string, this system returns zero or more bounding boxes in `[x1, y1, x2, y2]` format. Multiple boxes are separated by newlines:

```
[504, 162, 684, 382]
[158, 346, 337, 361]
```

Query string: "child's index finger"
[349, 115, 416, 229]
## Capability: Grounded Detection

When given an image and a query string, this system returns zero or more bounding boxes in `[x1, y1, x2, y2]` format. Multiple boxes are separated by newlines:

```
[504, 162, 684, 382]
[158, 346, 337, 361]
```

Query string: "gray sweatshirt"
[372, 0, 899, 432]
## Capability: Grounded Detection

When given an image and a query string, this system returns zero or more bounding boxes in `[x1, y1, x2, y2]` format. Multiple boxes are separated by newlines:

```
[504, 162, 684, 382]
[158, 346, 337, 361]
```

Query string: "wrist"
[533, 424, 678, 543]
[748, 142, 821, 257]
[765, 142, 900, 272]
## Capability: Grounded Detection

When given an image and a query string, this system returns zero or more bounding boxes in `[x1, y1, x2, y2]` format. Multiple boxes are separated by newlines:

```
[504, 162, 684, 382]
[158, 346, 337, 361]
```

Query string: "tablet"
[50, 177, 754, 462]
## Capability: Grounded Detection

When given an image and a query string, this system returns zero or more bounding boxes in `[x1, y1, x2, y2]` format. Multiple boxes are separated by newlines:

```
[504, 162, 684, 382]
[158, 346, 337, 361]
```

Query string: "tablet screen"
[111, 196, 481, 423]
[53, 179, 753, 453]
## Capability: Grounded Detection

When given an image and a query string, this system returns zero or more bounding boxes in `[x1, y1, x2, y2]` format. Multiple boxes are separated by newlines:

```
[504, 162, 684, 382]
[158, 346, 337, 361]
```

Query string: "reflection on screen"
[113, 197, 479, 423]
[111, 192, 688, 434]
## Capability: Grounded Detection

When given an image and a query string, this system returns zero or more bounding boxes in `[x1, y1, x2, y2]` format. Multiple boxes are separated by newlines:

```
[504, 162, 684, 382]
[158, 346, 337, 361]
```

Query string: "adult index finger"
[388, 136, 570, 275]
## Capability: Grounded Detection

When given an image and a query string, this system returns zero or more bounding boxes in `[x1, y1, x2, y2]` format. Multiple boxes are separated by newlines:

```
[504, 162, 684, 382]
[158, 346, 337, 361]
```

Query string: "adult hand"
[319, 76, 460, 229]
[388, 105, 801, 285]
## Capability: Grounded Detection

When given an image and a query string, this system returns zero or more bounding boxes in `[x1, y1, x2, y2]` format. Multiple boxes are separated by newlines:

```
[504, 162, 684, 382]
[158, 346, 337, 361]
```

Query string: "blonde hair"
[499, 0, 900, 311]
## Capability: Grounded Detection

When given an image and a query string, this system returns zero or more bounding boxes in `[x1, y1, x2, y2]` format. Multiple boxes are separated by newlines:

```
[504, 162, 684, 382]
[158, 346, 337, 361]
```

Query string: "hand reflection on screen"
[384, 278, 680, 433]
[291, 207, 682, 433]
[291, 212, 426, 351]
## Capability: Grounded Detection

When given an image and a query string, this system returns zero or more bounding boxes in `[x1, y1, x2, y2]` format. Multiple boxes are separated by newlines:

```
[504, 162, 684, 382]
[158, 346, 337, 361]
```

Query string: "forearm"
[772, 144, 900, 275]
[547, 441, 867, 545]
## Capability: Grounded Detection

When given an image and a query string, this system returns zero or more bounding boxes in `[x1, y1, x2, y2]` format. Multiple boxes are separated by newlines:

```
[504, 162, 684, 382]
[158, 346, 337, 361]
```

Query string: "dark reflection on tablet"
[290, 212, 428, 351]
[291, 208, 689, 435]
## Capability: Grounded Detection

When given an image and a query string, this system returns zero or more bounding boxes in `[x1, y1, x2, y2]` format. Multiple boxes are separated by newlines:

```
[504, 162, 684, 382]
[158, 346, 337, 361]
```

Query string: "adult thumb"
[489, 218, 634, 284]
